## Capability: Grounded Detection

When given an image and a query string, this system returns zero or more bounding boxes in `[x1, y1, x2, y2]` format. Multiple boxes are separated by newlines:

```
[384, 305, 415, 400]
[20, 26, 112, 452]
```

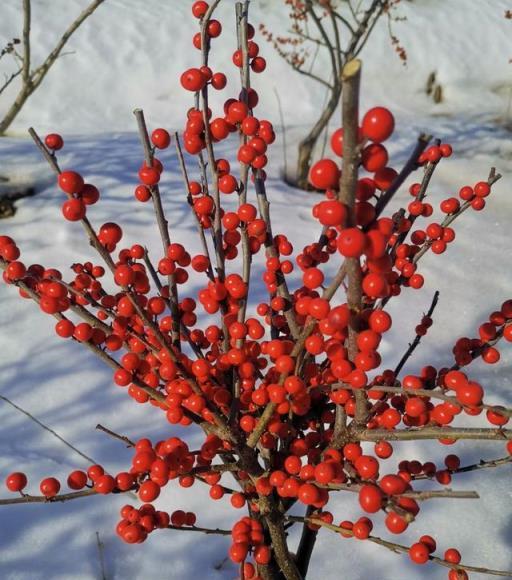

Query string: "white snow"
[0, 1, 511, 579]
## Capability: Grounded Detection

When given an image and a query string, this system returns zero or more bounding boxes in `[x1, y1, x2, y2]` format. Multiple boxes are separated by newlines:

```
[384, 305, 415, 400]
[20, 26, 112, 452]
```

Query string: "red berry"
[385, 511, 408, 534]
[81, 184, 100, 205]
[358, 484, 383, 513]
[298, 483, 320, 505]
[352, 519, 372, 540]
[135, 185, 151, 202]
[369, 310, 392, 332]
[316, 200, 347, 227]
[58, 171, 84, 194]
[254, 544, 271, 565]
[211, 72, 227, 90]
[373, 167, 398, 190]
[303, 267, 324, 290]
[362, 273, 389, 298]
[362, 143, 388, 172]
[456, 381, 483, 406]
[474, 181, 490, 197]
[330, 128, 344, 156]
[151, 128, 171, 149]
[5, 472, 27, 492]
[98, 222, 123, 245]
[192, 1, 209, 18]
[139, 166, 160, 186]
[409, 542, 430, 564]
[6, 261, 26, 280]
[444, 548, 461, 564]
[45, 133, 64, 150]
[181, 68, 207, 92]
[55, 320, 74, 338]
[337, 228, 366, 258]
[67, 470, 87, 490]
[40, 477, 60, 498]
[62, 199, 86, 221]
[361, 107, 395, 143]
[94, 474, 116, 494]
[207, 19, 222, 38]
[227, 101, 249, 124]
[355, 455, 379, 479]
[138, 481, 160, 502]
[309, 159, 340, 190]
[251, 56, 266, 73]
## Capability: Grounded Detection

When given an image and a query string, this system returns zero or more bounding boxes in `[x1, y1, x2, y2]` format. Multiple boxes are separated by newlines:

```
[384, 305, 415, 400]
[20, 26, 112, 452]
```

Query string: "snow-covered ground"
[0, 1, 511, 579]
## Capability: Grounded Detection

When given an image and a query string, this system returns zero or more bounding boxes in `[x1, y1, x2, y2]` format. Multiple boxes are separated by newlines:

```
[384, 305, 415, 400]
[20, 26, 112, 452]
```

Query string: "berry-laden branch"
[30, 125, 238, 443]
[373, 133, 432, 220]
[394, 290, 440, 375]
[174, 131, 215, 282]
[0, 489, 99, 506]
[412, 454, 512, 480]
[133, 108, 181, 349]
[286, 516, 512, 578]
[338, 383, 512, 419]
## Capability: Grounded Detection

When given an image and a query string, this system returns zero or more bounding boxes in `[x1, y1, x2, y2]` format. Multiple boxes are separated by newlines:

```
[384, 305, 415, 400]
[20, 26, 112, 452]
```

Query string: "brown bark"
[295, 84, 341, 189]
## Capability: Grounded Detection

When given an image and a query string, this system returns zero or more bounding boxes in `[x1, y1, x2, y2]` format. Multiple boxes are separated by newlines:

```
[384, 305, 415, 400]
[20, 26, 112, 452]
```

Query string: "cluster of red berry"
[229, 517, 271, 566]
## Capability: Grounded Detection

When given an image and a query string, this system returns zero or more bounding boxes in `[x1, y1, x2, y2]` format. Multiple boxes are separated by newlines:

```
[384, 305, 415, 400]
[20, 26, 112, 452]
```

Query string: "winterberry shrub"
[1, 2, 511, 579]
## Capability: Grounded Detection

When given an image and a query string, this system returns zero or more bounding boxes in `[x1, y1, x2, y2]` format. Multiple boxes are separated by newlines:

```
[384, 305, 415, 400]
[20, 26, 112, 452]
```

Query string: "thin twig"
[95, 531, 107, 580]
[357, 426, 512, 442]
[0, 393, 97, 464]
[95, 424, 135, 448]
[394, 290, 440, 375]
[254, 175, 301, 340]
[167, 524, 231, 536]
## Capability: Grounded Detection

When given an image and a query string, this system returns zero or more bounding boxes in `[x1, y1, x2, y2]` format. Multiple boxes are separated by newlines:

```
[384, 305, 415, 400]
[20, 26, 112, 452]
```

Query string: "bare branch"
[167, 524, 231, 536]
[95, 424, 135, 448]
[1, 0, 106, 134]
[95, 531, 107, 580]
[21, 0, 31, 84]
[338, 59, 366, 430]
[357, 426, 512, 442]
[0, 393, 96, 464]
[288, 60, 334, 89]
[0, 68, 23, 97]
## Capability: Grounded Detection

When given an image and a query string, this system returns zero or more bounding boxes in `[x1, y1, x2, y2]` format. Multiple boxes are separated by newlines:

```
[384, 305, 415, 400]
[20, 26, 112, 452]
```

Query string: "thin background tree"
[0, 0, 106, 135]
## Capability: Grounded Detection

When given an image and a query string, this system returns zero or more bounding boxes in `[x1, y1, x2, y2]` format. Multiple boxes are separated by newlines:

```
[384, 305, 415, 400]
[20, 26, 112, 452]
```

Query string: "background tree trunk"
[295, 84, 341, 189]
